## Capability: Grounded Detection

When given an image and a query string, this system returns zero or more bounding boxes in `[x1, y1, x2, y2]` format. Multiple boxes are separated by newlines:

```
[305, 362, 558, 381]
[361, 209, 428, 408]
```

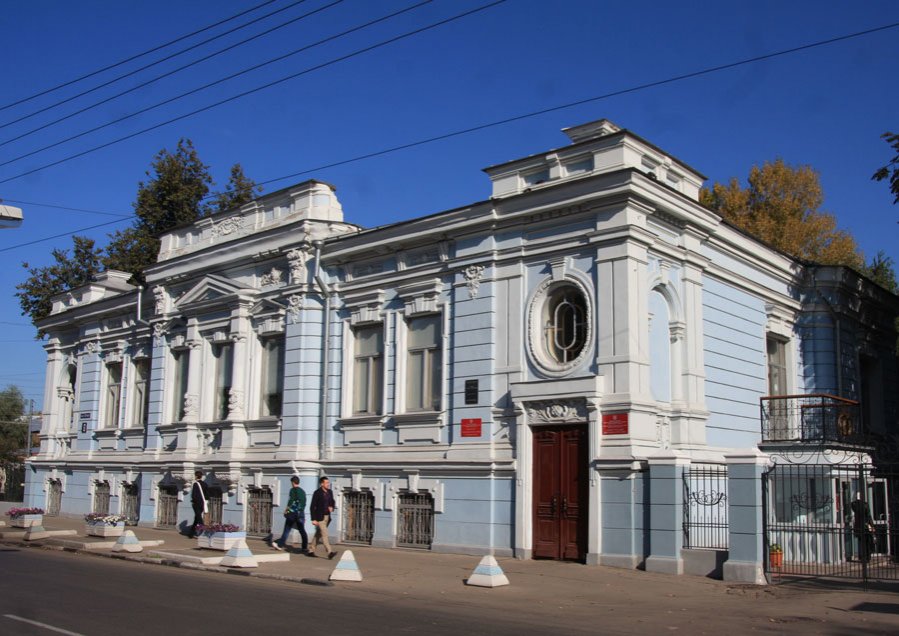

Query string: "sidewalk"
[3, 514, 899, 634]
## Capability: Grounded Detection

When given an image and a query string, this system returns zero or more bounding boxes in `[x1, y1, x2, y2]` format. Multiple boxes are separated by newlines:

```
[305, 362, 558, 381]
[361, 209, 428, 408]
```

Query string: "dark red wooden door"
[532, 424, 588, 561]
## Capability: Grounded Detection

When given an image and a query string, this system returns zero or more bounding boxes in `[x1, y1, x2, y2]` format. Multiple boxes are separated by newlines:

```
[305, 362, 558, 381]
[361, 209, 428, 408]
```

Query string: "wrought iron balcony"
[760, 394, 864, 446]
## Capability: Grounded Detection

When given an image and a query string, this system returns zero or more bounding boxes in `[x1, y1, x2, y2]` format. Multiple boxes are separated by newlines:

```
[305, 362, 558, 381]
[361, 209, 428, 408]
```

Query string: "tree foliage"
[17, 139, 260, 331]
[700, 159, 864, 269]
[861, 251, 898, 294]
[16, 236, 103, 334]
[0, 385, 27, 465]
[872, 131, 899, 205]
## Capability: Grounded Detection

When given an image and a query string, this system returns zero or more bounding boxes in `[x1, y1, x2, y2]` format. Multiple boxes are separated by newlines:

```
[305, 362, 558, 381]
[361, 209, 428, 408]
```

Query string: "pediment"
[174, 275, 255, 310]
[250, 297, 287, 316]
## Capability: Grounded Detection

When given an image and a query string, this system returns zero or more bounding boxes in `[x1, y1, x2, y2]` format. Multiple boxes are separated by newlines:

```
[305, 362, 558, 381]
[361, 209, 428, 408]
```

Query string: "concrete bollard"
[24, 524, 50, 541]
[466, 555, 509, 587]
[329, 550, 362, 582]
[220, 539, 258, 568]
[112, 530, 144, 553]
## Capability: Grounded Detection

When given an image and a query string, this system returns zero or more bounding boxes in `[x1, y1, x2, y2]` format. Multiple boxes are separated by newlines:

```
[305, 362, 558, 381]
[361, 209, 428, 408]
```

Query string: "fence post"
[722, 449, 769, 585]
[645, 451, 690, 575]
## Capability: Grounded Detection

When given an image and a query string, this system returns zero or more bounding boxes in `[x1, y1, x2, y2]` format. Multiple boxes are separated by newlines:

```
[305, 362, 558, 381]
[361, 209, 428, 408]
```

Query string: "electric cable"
[0, 0, 280, 113]
[0, 199, 131, 218]
[0, 0, 314, 132]
[0, 0, 507, 186]
[2, 17, 896, 251]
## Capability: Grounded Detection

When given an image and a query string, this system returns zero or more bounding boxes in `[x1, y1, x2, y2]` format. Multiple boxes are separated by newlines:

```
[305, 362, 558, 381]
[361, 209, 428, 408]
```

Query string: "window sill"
[392, 411, 444, 444]
[338, 415, 385, 445]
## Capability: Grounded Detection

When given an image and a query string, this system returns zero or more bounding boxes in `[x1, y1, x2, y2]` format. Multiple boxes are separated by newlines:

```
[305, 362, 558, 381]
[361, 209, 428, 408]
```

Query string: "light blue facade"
[25, 120, 898, 578]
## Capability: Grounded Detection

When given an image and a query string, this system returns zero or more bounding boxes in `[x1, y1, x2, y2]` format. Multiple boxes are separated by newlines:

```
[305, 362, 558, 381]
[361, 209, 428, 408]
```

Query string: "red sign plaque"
[602, 413, 629, 435]
[460, 418, 482, 437]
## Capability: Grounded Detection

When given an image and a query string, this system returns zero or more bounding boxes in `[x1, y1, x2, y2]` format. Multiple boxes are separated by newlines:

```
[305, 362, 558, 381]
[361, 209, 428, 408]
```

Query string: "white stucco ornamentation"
[260, 268, 284, 287]
[462, 264, 485, 299]
[526, 275, 593, 377]
[152, 323, 167, 345]
[213, 216, 243, 237]
[526, 399, 587, 423]
[287, 245, 311, 284]
[227, 388, 244, 419]
[287, 294, 305, 324]
[153, 286, 166, 315]
[183, 394, 198, 419]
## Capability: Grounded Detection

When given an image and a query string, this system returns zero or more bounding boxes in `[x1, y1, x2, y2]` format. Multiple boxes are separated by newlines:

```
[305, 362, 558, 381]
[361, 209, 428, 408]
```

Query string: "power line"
[3, 18, 896, 252]
[0, 0, 507, 186]
[0, 0, 434, 166]
[0, 0, 324, 145]
[0, 0, 280, 113]
[0, 198, 132, 218]
[0, 218, 128, 253]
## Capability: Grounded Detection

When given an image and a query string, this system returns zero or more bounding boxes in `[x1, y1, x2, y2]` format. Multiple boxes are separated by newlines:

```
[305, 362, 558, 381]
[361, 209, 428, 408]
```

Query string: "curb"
[0, 537, 336, 587]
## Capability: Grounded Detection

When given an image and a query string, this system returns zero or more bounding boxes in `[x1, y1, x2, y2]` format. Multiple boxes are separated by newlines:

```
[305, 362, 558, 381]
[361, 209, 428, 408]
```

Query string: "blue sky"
[1, 0, 897, 409]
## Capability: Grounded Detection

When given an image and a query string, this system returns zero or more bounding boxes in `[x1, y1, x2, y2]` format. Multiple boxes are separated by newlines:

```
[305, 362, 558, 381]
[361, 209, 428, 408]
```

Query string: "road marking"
[3, 614, 85, 636]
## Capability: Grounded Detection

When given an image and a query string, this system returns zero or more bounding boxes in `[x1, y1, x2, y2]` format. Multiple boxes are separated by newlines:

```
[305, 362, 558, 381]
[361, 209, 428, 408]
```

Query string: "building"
[25, 120, 899, 580]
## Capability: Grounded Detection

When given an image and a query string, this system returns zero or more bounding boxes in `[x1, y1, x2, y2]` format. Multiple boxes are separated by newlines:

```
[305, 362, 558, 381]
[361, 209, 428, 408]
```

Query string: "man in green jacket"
[272, 476, 310, 554]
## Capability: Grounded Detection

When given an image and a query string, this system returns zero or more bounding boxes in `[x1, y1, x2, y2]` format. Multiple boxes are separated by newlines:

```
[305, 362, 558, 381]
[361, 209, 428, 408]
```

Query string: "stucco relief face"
[526, 277, 593, 377]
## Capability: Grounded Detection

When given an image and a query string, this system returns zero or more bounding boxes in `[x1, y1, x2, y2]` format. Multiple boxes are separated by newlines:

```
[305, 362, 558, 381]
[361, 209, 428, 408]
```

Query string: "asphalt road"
[0, 547, 596, 636]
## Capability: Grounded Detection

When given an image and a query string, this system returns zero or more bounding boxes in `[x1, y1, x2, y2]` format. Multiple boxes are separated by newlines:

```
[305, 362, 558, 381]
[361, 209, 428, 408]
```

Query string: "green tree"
[700, 159, 864, 268]
[15, 236, 103, 334]
[104, 138, 214, 280]
[872, 131, 899, 204]
[0, 385, 27, 466]
[862, 251, 898, 293]
[211, 163, 262, 214]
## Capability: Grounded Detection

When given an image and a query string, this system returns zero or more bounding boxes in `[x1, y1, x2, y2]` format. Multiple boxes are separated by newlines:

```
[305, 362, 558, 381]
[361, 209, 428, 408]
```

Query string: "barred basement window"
[93, 481, 111, 515]
[343, 490, 375, 544]
[396, 492, 434, 549]
[246, 487, 273, 536]
[122, 483, 140, 525]
[207, 487, 224, 525]
[156, 486, 179, 528]
[47, 479, 62, 516]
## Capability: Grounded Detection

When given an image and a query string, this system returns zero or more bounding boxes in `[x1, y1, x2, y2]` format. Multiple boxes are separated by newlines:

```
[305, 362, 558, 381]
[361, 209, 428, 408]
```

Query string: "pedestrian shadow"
[849, 602, 899, 615]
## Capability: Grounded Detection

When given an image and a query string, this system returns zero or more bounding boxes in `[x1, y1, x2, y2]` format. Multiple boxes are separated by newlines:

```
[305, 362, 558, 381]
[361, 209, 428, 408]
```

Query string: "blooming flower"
[6, 507, 44, 518]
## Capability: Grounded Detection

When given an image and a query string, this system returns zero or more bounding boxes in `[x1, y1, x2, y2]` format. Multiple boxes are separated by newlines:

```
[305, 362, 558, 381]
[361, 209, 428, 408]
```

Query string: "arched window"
[543, 285, 588, 364]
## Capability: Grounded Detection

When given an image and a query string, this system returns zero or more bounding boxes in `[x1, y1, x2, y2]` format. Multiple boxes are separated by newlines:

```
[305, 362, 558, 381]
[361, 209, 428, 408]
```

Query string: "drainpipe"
[312, 240, 331, 461]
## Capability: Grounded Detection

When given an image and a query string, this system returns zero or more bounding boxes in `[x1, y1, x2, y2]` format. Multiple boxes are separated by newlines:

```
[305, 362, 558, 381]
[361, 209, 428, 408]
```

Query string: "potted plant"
[84, 513, 127, 537]
[6, 507, 44, 528]
[769, 543, 784, 569]
[195, 523, 244, 550]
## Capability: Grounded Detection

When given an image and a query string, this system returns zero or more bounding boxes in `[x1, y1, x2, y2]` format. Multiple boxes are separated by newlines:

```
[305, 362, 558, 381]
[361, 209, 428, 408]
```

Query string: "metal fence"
[761, 394, 862, 445]
[93, 481, 111, 515]
[122, 483, 140, 525]
[396, 492, 434, 548]
[156, 486, 179, 529]
[683, 464, 729, 550]
[46, 479, 62, 516]
[343, 490, 375, 544]
[247, 487, 273, 536]
[763, 462, 899, 584]
[207, 487, 223, 526]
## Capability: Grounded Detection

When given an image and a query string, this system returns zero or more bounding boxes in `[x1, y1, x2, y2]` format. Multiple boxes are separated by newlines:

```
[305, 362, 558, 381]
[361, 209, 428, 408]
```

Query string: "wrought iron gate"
[763, 462, 899, 583]
[396, 492, 434, 548]
[156, 486, 179, 529]
[246, 487, 273, 536]
[46, 479, 62, 516]
[122, 483, 140, 525]
[683, 464, 729, 550]
[93, 481, 111, 515]
[343, 490, 375, 544]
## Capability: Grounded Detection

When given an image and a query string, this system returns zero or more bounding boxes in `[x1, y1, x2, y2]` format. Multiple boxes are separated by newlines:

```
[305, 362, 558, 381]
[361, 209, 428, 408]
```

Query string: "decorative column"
[645, 451, 690, 575]
[183, 320, 202, 424]
[722, 449, 769, 585]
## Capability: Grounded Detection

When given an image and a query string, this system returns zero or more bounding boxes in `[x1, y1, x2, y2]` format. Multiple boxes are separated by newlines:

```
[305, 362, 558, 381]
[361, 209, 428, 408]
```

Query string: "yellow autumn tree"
[700, 159, 863, 268]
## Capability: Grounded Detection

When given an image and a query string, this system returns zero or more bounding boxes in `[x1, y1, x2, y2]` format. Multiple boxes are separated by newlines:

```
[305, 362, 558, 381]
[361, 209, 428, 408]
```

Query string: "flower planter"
[11, 514, 43, 529]
[197, 531, 246, 551]
[85, 521, 126, 537]
[769, 551, 783, 569]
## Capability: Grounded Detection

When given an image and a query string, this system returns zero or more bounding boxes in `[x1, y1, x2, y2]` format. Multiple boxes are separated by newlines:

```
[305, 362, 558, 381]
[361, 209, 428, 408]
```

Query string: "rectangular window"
[133, 358, 151, 427]
[406, 315, 442, 412]
[767, 336, 787, 396]
[260, 337, 284, 417]
[171, 349, 189, 421]
[104, 362, 122, 429]
[353, 325, 383, 415]
[213, 343, 233, 421]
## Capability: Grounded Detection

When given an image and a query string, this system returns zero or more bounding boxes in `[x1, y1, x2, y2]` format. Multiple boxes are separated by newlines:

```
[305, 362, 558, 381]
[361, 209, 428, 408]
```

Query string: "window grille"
[156, 486, 179, 529]
[93, 481, 111, 515]
[246, 487, 273, 536]
[683, 465, 728, 550]
[46, 479, 62, 516]
[207, 487, 224, 525]
[397, 492, 434, 548]
[122, 483, 140, 525]
[343, 490, 375, 544]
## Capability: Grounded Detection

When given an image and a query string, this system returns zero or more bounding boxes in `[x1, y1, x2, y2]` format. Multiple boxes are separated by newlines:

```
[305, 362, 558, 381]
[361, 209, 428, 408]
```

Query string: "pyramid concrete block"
[112, 530, 144, 553]
[329, 550, 362, 582]
[220, 539, 258, 568]
[466, 555, 509, 587]
[24, 524, 50, 541]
